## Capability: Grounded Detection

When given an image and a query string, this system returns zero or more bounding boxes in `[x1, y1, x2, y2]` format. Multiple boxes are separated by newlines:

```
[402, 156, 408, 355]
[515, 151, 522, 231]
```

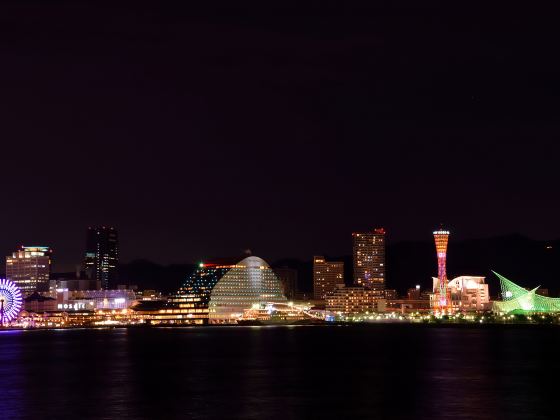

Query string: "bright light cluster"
[0, 278, 23, 323]
[493, 271, 560, 314]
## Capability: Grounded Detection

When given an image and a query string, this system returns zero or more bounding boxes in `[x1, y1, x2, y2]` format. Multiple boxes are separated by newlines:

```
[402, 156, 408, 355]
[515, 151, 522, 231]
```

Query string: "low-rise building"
[384, 289, 398, 299]
[55, 289, 137, 312]
[431, 276, 490, 311]
[326, 284, 385, 315]
[386, 285, 432, 313]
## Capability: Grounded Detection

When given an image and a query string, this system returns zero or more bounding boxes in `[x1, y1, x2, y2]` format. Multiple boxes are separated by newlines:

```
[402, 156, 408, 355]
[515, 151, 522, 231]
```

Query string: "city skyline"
[1, 226, 557, 273]
[1, 3, 558, 419]
[0, 2, 558, 272]
[1, 224, 557, 303]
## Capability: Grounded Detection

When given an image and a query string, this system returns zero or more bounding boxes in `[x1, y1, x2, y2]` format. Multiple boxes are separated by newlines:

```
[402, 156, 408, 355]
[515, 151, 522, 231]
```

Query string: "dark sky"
[1, 2, 558, 270]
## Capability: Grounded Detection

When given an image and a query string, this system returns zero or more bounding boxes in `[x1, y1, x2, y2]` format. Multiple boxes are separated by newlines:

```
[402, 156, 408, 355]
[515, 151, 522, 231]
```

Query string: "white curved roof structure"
[235, 256, 270, 268]
[208, 255, 287, 323]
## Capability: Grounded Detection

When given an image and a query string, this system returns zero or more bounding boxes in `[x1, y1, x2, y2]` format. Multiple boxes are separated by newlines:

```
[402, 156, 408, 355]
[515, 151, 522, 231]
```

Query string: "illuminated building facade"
[84, 226, 119, 290]
[17, 308, 141, 328]
[440, 276, 489, 311]
[6, 246, 52, 293]
[326, 284, 385, 315]
[208, 256, 287, 324]
[55, 289, 136, 311]
[432, 229, 451, 312]
[160, 256, 286, 325]
[165, 261, 234, 324]
[352, 228, 386, 289]
[313, 256, 344, 300]
[493, 272, 560, 314]
[240, 302, 324, 323]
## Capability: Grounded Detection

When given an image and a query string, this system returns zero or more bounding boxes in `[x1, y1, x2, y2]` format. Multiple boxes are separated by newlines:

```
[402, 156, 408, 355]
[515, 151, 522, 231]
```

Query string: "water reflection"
[0, 325, 557, 419]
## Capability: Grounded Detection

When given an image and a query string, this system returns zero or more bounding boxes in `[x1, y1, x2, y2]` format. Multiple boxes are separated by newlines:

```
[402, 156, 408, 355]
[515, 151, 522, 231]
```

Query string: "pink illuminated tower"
[433, 228, 451, 312]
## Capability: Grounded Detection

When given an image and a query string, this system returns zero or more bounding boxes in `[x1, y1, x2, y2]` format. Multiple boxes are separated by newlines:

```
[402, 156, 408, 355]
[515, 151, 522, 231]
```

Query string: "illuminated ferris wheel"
[0, 278, 23, 325]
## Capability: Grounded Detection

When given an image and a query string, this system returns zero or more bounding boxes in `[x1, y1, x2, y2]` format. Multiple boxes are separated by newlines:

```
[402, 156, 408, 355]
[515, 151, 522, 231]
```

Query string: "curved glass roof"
[208, 256, 287, 323]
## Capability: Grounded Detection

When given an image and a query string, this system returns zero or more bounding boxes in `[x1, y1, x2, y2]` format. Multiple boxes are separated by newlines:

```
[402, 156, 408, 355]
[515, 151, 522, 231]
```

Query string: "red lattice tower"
[433, 229, 451, 313]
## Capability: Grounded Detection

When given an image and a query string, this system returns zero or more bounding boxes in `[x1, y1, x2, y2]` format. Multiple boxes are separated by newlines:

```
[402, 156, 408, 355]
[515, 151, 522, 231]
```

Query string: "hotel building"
[158, 255, 286, 325]
[313, 256, 344, 300]
[326, 284, 386, 315]
[6, 246, 52, 293]
[352, 228, 386, 290]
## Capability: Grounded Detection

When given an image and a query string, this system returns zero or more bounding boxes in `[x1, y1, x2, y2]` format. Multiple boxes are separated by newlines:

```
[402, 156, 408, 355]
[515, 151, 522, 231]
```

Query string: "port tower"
[433, 229, 451, 313]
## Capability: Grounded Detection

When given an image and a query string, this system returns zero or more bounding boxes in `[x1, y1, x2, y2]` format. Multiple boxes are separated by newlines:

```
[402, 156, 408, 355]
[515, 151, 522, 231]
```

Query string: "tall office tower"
[6, 246, 52, 293]
[313, 256, 344, 300]
[352, 228, 386, 289]
[84, 226, 119, 290]
[433, 228, 451, 313]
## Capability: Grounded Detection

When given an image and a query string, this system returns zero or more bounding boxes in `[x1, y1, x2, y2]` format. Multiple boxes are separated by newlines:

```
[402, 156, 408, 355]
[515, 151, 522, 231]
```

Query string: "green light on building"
[492, 271, 560, 314]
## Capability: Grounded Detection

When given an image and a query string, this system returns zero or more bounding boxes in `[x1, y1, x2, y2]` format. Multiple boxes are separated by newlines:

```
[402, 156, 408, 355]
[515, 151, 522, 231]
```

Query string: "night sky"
[1, 2, 558, 270]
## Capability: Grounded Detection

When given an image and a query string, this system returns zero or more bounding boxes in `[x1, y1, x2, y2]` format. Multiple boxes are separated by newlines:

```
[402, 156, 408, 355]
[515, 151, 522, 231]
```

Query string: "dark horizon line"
[43, 232, 558, 273]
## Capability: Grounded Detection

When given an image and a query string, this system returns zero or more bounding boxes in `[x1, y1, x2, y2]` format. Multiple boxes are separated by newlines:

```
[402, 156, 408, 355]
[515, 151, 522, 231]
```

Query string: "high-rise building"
[313, 256, 344, 300]
[84, 227, 119, 290]
[352, 228, 386, 289]
[6, 246, 52, 293]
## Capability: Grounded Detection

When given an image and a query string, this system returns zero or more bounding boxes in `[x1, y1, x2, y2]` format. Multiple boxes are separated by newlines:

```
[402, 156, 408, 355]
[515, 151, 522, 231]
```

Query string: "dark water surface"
[0, 325, 557, 419]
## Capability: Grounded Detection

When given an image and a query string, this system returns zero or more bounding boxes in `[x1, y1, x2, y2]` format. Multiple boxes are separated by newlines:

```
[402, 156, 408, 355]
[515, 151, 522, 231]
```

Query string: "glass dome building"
[208, 256, 287, 324]
[156, 255, 287, 325]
